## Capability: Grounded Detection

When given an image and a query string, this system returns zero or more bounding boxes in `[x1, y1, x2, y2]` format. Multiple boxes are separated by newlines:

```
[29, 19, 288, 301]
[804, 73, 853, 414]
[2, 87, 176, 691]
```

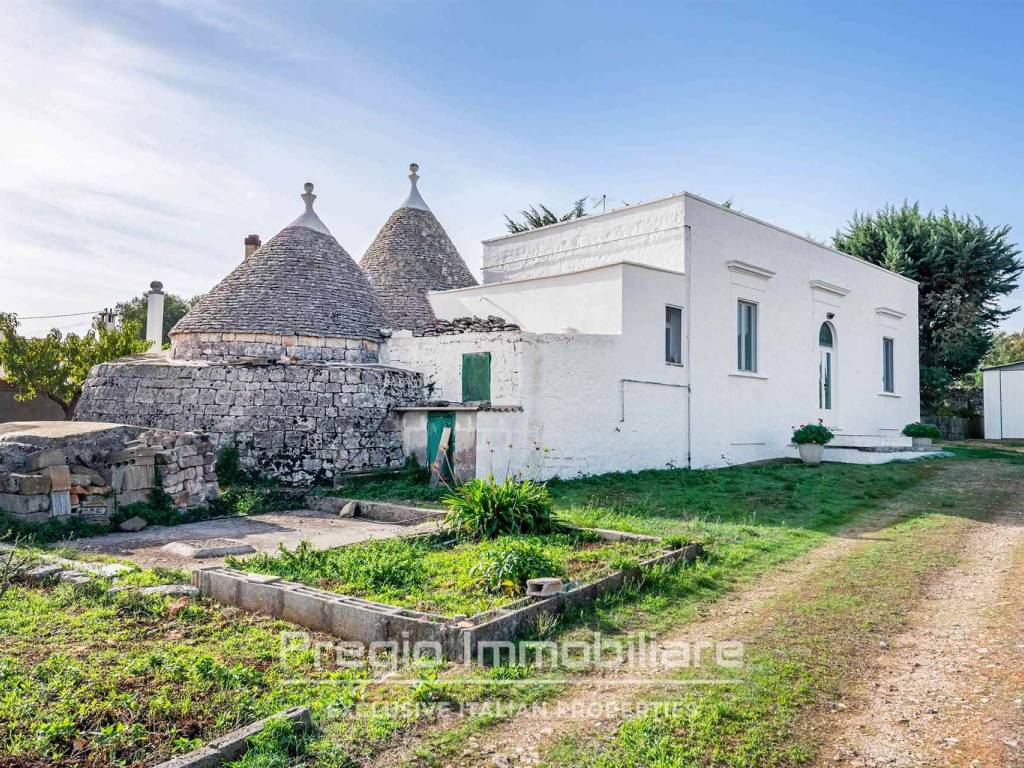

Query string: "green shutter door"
[461, 352, 492, 402]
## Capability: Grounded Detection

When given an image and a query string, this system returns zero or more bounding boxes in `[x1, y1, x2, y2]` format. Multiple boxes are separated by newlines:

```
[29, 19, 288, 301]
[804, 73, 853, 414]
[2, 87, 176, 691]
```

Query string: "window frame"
[665, 304, 684, 365]
[736, 299, 759, 373]
[882, 337, 895, 394]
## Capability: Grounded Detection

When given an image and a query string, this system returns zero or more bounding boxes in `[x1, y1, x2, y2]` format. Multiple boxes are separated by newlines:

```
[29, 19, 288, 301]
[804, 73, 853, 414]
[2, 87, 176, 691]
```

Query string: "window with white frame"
[665, 305, 683, 364]
[737, 300, 758, 372]
[882, 337, 895, 393]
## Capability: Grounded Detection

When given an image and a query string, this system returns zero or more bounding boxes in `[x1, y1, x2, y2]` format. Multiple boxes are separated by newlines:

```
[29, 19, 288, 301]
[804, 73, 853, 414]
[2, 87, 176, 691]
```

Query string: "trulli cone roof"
[360, 164, 477, 330]
[172, 183, 388, 340]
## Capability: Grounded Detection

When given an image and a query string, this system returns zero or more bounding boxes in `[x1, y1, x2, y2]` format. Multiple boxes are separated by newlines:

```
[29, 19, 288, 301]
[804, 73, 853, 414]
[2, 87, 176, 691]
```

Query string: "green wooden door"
[426, 411, 456, 480]
[461, 352, 492, 402]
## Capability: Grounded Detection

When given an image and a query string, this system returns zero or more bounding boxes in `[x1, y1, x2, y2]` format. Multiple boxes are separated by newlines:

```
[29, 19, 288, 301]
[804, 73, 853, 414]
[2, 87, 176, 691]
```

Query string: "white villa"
[391, 191, 921, 478]
[78, 170, 922, 483]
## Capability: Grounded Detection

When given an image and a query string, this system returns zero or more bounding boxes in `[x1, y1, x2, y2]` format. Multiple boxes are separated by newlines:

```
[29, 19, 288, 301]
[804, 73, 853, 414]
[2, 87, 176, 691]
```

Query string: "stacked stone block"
[76, 358, 422, 484]
[0, 448, 89, 523]
[0, 425, 219, 524]
[108, 430, 219, 509]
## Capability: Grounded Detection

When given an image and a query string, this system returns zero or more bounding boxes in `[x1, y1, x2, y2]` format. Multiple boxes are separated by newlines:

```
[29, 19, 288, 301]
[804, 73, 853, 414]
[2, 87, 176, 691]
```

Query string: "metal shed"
[983, 360, 1024, 439]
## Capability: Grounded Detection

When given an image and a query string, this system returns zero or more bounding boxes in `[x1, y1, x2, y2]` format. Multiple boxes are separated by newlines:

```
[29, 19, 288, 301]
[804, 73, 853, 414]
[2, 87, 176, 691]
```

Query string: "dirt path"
[816, 495, 1024, 767]
[372, 461, 1005, 768]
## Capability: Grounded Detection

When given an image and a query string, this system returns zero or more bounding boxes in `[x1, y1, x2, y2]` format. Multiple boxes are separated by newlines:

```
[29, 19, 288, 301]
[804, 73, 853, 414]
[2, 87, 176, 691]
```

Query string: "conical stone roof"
[360, 164, 477, 330]
[173, 183, 388, 340]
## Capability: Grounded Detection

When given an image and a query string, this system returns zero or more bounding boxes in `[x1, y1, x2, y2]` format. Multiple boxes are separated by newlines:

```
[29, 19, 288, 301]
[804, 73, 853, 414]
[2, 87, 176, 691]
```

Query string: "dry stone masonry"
[0, 422, 218, 523]
[109, 429, 219, 508]
[77, 357, 421, 484]
[413, 315, 520, 337]
[76, 182, 428, 484]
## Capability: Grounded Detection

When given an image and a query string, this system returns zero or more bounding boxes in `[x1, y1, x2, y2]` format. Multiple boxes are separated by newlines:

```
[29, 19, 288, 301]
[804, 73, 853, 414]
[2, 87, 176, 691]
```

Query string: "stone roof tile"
[172, 185, 387, 339]
[360, 165, 477, 330]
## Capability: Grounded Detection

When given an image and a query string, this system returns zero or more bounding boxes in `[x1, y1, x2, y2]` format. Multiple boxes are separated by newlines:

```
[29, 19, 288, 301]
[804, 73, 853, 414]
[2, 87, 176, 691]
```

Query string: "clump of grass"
[229, 538, 430, 596]
[444, 476, 559, 538]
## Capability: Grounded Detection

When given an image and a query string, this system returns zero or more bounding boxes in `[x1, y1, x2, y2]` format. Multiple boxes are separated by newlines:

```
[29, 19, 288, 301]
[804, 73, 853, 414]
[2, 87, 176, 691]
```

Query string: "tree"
[115, 292, 200, 347]
[833, 203, 1022, 410]
[504, 198, 587, 234]
[981, 330, 1024, 368]
[0, 313, 149, 419]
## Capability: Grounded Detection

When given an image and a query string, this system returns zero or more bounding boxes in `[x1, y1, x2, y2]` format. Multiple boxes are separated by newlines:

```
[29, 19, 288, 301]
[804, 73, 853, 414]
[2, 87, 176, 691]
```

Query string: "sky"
[2, 0, 1023, 338]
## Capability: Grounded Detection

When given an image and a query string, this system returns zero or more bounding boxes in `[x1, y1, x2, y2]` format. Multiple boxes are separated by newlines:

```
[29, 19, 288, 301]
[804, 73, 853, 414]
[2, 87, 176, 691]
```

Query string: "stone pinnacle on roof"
[172, 182, 388, 342]
[288, 182, 331, 235]
[402, 164, 430, 211]
[360, 163, 478, 330]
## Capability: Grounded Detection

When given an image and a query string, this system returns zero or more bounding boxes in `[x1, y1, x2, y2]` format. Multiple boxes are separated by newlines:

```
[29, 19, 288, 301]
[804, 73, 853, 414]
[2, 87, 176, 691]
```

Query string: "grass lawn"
[0, 578, 355, 767]
[225, 531, 665, 617]
[338, 457, 950, 635]
[1, 454, 969, 767]
[544, 459, 1013, 767]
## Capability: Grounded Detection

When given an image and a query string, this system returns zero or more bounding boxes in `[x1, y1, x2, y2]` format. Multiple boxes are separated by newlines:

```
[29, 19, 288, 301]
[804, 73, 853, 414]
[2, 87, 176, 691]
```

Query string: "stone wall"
[169, 332, 380, 364]
[76, 356, 423, 484]
[0, 421, 218, 524]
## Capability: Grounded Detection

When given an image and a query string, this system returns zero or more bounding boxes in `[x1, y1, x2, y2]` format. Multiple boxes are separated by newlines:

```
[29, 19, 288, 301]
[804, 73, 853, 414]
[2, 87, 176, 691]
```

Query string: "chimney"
[145, 280, 165, 352]
[244, 234, 261, 259]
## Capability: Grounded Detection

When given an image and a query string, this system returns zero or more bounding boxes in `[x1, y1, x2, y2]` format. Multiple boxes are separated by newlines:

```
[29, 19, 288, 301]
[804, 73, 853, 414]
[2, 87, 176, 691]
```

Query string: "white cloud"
[0, 1, 542, 338]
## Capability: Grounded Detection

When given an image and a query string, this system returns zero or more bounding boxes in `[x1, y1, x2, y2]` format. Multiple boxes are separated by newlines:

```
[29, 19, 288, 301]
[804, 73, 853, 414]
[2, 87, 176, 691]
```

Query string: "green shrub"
[902, 422, 941, 439]
[791, 422, 835, 445]
[469, 539, 563, 595]
[443, 476, 559, 538]
[215, 441, 248, 486]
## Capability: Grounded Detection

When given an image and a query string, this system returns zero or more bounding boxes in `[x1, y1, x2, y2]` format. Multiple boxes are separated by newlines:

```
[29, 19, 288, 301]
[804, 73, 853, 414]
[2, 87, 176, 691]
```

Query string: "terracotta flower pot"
[912, 437, 932, 450]
[798, 443, 825, 466]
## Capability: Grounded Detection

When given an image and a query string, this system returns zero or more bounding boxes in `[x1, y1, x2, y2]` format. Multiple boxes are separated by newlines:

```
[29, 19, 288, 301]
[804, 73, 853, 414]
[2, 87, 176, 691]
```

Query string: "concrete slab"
[63, 509, 440, 571]
[162, 539, 257, 559]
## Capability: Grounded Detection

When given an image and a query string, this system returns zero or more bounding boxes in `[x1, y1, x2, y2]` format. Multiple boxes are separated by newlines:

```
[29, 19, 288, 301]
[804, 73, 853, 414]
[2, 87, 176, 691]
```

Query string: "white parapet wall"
[480, 195, 686, 283]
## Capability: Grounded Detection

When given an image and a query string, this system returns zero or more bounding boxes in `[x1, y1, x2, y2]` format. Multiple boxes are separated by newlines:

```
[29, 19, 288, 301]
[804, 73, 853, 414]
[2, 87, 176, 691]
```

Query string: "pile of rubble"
[413, 315, 520, 337]
[1, 542, 198, 597]
[0, 422, 219, 525]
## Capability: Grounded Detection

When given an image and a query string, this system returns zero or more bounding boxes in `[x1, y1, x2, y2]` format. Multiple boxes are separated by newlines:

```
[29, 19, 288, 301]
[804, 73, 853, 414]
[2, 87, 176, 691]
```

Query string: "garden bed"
[196, 526, 699, 662]
[225, 529, 666, 617]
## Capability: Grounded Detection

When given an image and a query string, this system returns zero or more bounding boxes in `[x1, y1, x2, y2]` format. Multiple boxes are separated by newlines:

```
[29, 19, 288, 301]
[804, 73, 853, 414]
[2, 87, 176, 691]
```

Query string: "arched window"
[818, 322, 835, 410]
[819, 322, 834, 348]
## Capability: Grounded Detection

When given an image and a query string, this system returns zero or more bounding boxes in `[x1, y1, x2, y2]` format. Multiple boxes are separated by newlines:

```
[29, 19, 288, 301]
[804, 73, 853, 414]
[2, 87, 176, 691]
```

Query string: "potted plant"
[902, 422, 941, 450]
[791, 421, 834, 466]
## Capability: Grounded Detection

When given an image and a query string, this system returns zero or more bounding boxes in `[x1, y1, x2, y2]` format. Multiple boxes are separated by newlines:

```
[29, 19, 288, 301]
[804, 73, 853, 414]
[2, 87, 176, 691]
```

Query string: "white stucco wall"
[389, 263, 690, 480]
[389, 190, 920, 477]
[682, 194, 920, 467]
[481, 195, 685, 283]
[384, 331, 525, 406]
[984, 367, 1024, 439]
[428, 264, 625, 335]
